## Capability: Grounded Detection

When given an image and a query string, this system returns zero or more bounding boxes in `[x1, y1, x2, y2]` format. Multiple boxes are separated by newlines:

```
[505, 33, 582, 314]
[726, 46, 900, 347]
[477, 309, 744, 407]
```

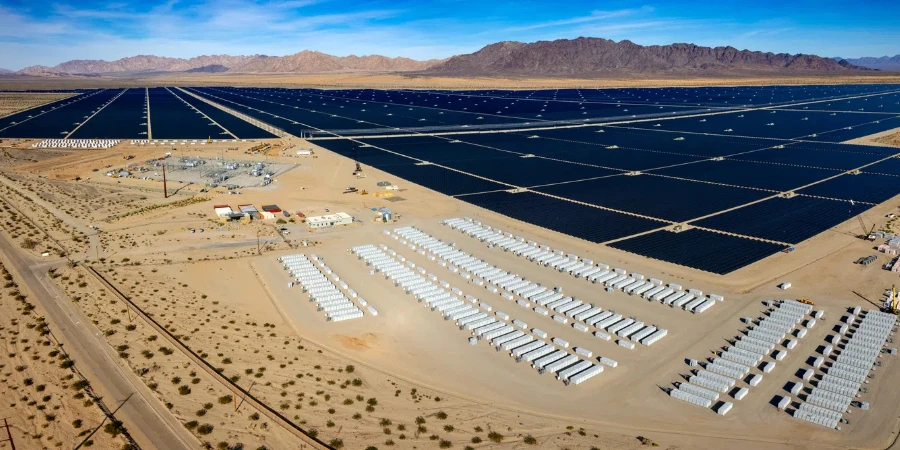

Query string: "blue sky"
[1, 0, 898, 70]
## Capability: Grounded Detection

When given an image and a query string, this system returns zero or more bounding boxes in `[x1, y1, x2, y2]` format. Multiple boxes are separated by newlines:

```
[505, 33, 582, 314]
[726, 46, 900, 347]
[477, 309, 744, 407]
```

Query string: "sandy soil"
[845, 127, 900, 148]
[2, 73, 900, 90]
[874, 131, 900, 148]
[0, 259, 125, 450]
[1, 120, 900, 450]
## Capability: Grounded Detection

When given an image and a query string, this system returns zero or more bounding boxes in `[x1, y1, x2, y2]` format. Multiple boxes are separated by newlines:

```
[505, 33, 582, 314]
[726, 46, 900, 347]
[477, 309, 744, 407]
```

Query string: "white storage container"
[717, 401, 733, 415]
[532, 328, 548, 339]
[777, 396, 791, 410]
[496, 311, 510, 321]
[566, 365, 603, 385]
[594, 331, 612, 341]
[617, 340, 635, 350]
[748, 374, 763, 386]
[734, 387, 749, 400]
[574, 347, 593, 358]
[552, 337, 570, 348]
[599, 356, 618, 368]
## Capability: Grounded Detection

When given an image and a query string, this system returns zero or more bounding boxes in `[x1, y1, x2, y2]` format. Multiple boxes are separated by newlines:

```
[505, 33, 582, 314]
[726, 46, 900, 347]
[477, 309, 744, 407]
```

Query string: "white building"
[307, 212, 353, 229]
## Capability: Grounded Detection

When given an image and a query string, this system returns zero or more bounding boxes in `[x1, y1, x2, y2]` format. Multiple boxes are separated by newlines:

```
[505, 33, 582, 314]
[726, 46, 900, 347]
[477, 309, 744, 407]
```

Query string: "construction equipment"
[352, 145, 363, 176]
[360, 190, 368, 195]
[799, 298, 815, 306]
[857, 214, 876, 240]
[884, 285, 898, 315]
[783, 246, 795, 253]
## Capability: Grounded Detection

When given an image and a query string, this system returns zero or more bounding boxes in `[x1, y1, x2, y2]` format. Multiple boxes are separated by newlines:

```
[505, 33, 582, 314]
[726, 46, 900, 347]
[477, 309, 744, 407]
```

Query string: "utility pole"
[1, 418, 16, 450]
[257, 230, 261, 255]
[162, 165, 168, 199]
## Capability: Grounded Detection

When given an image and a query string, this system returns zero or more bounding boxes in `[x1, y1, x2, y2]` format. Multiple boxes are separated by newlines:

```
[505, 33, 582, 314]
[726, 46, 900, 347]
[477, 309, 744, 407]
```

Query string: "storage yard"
[3, 83, 900, 450]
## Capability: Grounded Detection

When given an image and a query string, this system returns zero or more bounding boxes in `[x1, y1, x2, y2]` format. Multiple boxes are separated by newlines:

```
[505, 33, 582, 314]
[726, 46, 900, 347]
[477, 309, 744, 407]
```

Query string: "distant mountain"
[18, 51, 444, 75]
[235, 51, 442, 73]
[833, 55, 900, 71]
[184, 64, 229, 73]
[426, 37, 871, 77]
[0, 68, 13, 74]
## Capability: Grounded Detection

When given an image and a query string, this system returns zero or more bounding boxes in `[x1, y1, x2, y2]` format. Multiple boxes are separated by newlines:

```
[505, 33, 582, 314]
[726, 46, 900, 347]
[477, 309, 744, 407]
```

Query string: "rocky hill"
[184, 64, 229, 73]
[426, 37, 869, 77]
[18, 52, 443, 75]
[834, 55, 900, 71]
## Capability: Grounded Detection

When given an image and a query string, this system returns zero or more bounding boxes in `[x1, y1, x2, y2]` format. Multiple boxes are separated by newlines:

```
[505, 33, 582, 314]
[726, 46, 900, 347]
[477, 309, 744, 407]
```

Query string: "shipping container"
[566, 365, 603, 385]
[599, 357, 618, 368]
[557, 361, 593, 382]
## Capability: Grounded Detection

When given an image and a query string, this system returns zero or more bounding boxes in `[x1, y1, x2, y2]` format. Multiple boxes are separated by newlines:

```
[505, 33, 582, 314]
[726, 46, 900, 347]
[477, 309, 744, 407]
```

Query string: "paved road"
[0, 232, 196, 450]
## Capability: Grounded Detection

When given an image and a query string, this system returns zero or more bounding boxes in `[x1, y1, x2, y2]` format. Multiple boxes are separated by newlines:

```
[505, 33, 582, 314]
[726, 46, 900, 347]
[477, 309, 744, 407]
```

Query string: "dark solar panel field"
[728, 144, 886, 170]
[148, 87, 232, 139]
[629, 109, 893, 140]
[799, 172, 900, 204]
[693, 196, 871, 244]
[0, 91, 92, 131]
[0, 87, 275, 139]
[176, 91, 277, 139]
[608, 228, 785, 275]
[9, 83, 900, 274]
[532, 175, 771, 222]
[0, 89, 121, 138]
[309, 84, 900, 274]
[648, 159, 839, 192]
[458, 191, 667, 243]
[70, 88, 147, 139]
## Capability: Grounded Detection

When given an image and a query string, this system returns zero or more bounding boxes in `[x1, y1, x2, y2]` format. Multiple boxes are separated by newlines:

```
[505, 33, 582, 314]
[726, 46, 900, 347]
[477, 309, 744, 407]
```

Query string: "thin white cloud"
[740, 27, 796, 39]
[504, 8, 641, 32]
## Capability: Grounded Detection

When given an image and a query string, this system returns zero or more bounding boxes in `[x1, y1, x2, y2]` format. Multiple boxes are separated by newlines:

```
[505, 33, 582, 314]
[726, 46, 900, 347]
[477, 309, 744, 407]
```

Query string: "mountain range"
[834, 55, 900, 71]
[6, 38, 897, 78]
[424, 38, 869, 76]
[16, 51, 443, 75]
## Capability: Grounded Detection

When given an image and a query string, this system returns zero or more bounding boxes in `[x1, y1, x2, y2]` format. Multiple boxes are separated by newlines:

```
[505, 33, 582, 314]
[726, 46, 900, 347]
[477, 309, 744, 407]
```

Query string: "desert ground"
[0, 122, 899, 450]
[1, 79, 900, 450]
[1, 72, 900, 90]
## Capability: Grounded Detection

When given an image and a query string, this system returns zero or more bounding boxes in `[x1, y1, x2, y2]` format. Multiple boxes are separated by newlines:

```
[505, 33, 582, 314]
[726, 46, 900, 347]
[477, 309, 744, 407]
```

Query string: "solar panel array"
[0, 87, 275, 139]
[6, 83, 900, 274]
[307, 84, 900, 274]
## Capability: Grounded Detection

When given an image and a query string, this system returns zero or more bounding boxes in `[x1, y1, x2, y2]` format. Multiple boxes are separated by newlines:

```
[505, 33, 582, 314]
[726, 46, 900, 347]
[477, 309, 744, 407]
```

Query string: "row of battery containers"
[808, 309, 897, 384]
[669, 383, 735, 415]
[789, 308, 896, 428]
[354, 243, 605, 386]
[290, 254, 377, 316]
[442, 217, 723, 310]
[674, 300, 812, 413]
[392, 226, 667, 348]
[278, 254, 365, 321]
